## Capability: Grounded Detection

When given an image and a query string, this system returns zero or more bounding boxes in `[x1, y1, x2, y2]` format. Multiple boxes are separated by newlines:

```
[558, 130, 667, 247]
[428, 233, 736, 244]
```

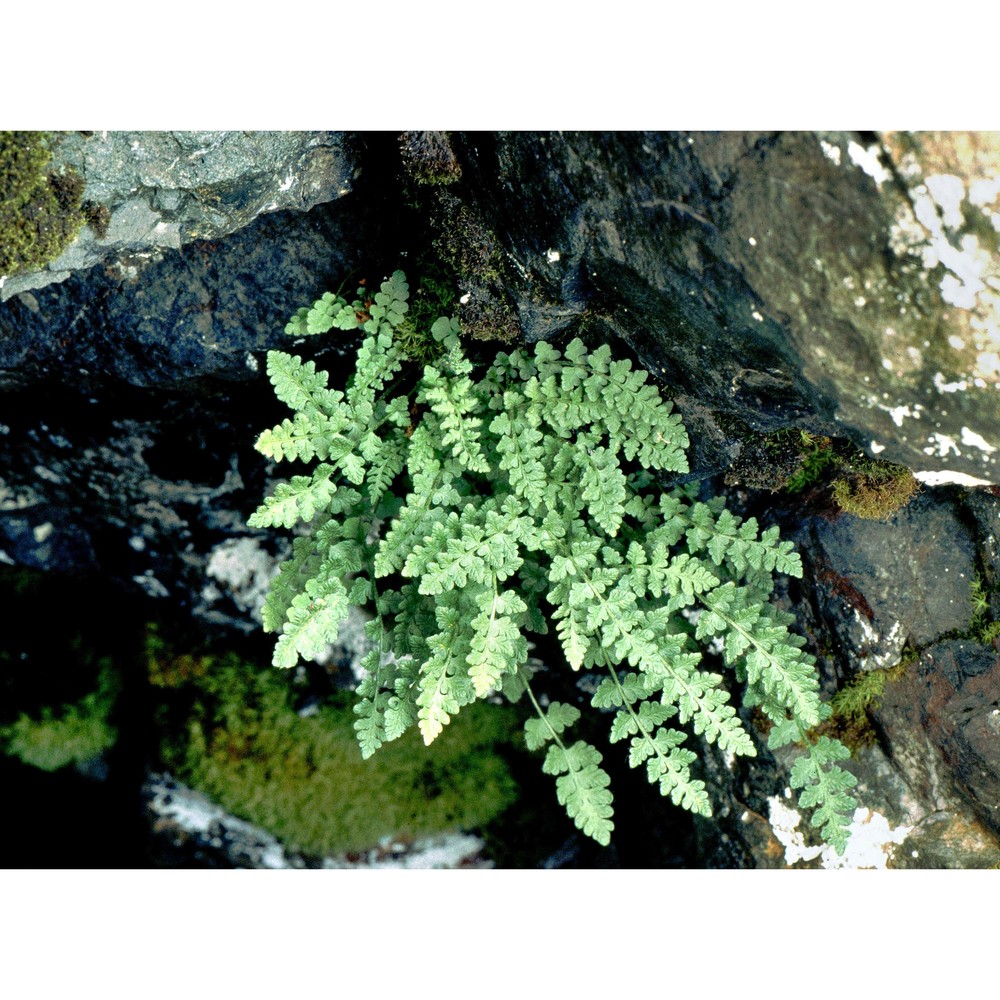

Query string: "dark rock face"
[878, 641, 1000, 834]
[804, 491, 977, 658]
[451, 132, 1000, 485]
[0, 197, 379, 621]
[3, 130, 1000, 867]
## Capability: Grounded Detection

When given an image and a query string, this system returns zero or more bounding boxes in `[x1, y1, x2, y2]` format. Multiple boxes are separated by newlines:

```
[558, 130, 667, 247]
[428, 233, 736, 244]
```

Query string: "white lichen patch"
[133, 572, 170, 598]
[767, 793, 823, 865]
[820, 139, 842, 165]
[322, 832, 488, 870]
[32, 522, 53, 544]
[925, 173, 966, 229]
[880, 401, 923, 427]
[887, 163, 1000, 360]
[923, 432, 960, 457]
[848, 141, 890, 187]
[933, 371, 969, 393]
[820, 808, 913, 870]
[205, 537, 277, 618]
[969, 175, 1000, 209]
[960, 426, 997, 454]
[914, 469, 994, 486]
[854, 614, 907, 671]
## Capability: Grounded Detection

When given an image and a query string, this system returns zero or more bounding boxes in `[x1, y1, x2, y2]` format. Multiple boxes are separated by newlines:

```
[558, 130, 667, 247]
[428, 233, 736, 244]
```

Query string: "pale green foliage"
[251, 271, 856, 855]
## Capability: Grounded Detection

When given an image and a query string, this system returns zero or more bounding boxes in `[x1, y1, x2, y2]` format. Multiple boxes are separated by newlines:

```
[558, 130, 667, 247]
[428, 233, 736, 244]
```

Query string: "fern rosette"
[249, 271, 856, 854]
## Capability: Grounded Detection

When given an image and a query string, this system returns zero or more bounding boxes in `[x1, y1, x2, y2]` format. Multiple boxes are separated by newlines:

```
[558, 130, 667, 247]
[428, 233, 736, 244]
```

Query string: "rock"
[890, 811, 1000, 869]
[1, 131, 357, 300]
[875, 640, 1000, 837]
[0, 195, 376, 621]
[448, 132, 1000, 484]
[803, 490, 977, 660]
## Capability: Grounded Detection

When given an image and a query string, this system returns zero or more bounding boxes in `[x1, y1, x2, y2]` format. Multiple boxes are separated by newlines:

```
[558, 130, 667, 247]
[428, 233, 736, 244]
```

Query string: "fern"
[250, 271, 856, 856]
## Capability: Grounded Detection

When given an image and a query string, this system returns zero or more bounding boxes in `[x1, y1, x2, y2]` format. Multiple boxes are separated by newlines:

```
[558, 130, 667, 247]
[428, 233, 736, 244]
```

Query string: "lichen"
[0, 131, 90, 277]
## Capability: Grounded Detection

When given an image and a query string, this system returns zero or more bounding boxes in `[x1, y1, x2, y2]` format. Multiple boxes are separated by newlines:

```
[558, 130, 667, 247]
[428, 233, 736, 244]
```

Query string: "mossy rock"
[151, 639, 521, 857]
[0, 131, 89, 277]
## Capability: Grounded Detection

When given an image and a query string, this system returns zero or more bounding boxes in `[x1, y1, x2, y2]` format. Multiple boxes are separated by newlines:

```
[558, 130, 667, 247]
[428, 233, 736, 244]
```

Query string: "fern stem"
[523, 677, 570, 755]
[603, 662, 679, 775]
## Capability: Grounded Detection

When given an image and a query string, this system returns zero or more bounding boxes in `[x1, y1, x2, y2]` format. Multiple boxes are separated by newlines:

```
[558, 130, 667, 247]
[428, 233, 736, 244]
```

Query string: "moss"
[830, 458, 919, 520]
[149, 634, 521, 857]
[0, 131, 91, 277]
[818, 658, 910, 750]
[399, 131, 462, 186]
[721, 423, 797, 491]
[391, 269, 456, 365]
[433, 199, 502, 285]
[969, 575, 1000, 646]
[0, 661, 119, 772]
[783, 432, 838, 493]
[82, 200, 111, 239]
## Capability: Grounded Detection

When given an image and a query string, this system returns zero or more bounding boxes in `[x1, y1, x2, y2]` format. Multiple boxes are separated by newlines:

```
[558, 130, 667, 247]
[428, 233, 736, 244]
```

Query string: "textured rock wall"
[3, 130, 1000, 867]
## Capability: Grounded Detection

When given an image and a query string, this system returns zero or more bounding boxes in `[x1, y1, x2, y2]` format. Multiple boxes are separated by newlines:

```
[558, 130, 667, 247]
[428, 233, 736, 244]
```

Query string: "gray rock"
[1, 130, 357, 300]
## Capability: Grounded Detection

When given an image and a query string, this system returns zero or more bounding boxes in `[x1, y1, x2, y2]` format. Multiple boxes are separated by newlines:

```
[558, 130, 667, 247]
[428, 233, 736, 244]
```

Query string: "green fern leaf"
[544, 740, 615, 846]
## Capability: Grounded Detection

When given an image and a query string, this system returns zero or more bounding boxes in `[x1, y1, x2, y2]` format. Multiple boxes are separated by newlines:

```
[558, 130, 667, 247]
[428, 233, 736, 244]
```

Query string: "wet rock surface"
[3, 131, 1000, 867]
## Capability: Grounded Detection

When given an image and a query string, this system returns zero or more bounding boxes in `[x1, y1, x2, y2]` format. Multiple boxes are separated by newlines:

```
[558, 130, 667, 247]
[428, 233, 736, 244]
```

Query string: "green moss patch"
[0, 131, 89, 277]
[1, 663, 118, 771]
[830, 458, 919, 520]
[149, 632, 520, 857]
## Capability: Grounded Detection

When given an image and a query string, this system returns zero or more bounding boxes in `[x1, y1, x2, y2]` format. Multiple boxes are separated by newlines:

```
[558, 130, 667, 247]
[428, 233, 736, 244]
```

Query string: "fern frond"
[415, 600, 476, 744]
[272, 577, 350, 669]
[789, 735, 858, 854]
[247, 465, 337, 530]
[544, 740, 615, 846]
[252, 271, 854, 857]
[466, 585, 528, 697]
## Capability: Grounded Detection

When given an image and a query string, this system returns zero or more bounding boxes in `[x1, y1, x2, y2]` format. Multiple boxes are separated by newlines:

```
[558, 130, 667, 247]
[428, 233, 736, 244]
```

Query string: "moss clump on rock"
[0, 131, 89, 277]
[831, 458, 919, 520]
[148, 632, 520, 858]
[399, 131, 463, 186]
